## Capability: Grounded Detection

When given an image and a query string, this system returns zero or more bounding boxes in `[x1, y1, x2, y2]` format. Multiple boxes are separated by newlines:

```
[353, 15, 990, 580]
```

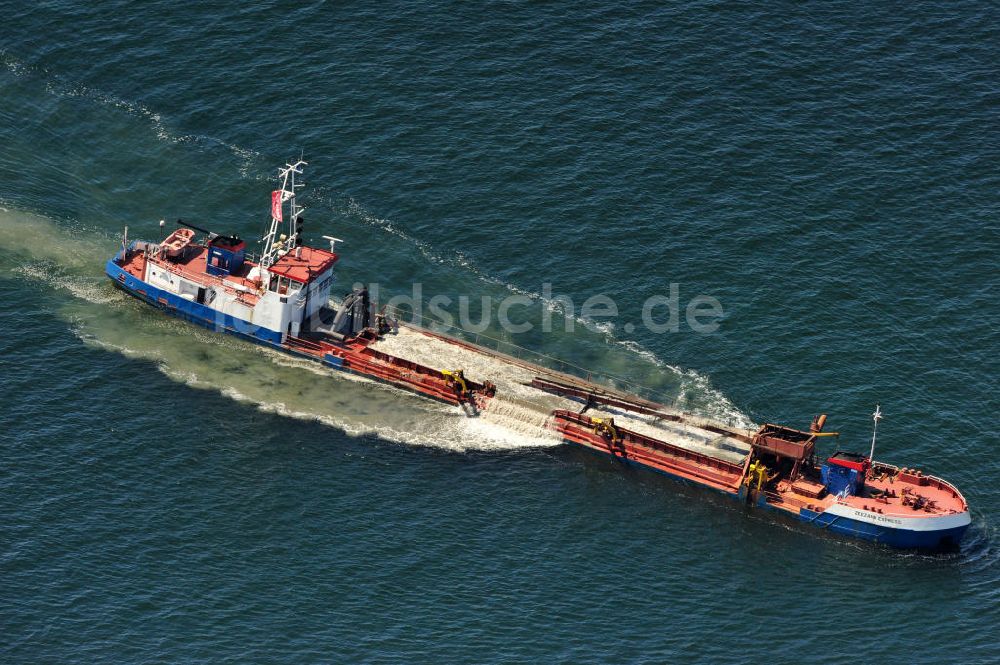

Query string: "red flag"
[271, 190, 283, 221]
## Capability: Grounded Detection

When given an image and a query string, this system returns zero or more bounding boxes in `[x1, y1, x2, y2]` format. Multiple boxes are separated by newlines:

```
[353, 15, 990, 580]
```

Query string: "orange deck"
[268, 246, 338, 283]
[776, 467, 967, 518]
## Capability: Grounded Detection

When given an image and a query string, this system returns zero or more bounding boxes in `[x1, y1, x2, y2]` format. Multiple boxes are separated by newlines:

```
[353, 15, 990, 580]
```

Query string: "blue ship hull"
[796, 506, 968, 549]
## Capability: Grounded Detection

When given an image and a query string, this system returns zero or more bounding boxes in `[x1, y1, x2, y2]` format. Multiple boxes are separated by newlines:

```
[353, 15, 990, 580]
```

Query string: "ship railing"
[381, 303, 753, 430]
[116, 240, 143, 263]
[871, 463, 966, 506]
[917, 473, 967, 507]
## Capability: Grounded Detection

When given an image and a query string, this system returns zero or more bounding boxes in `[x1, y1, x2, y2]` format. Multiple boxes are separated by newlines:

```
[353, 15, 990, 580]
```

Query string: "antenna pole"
[288, 166, 296, 247]
[868, 404, 882, 461]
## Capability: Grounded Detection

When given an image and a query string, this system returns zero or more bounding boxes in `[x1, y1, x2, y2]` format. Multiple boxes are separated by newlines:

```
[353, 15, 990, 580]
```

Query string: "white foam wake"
[1, 50, 261, 177]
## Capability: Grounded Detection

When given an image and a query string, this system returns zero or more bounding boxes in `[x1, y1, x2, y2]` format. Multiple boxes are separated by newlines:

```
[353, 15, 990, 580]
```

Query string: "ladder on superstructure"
[260, 159, 308, 268]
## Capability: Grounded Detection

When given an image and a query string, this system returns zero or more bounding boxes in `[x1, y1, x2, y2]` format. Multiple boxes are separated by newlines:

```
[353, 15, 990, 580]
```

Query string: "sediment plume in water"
[2, 207, 752, 454]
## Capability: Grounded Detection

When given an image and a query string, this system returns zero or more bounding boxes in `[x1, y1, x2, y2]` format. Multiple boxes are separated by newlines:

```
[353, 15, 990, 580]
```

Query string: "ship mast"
[868, 403, 882, 461]
[260, 159, 307, 267]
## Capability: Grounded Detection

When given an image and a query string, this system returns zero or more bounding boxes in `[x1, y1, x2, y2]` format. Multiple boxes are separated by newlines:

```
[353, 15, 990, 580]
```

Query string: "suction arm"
[176, 218, 215, 238]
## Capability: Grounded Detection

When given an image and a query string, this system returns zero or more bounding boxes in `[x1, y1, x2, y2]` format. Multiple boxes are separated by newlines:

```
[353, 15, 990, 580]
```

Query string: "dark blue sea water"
[2, 2, 999, 662]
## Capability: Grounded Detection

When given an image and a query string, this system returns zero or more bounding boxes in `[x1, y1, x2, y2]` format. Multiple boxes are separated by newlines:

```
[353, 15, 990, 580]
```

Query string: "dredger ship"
[106, 161, 971, 550]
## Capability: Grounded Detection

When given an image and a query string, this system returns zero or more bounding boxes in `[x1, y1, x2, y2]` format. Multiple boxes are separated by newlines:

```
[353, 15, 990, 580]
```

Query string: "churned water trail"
[1, 206, 741, 453]
[1, 50, 263, 177]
